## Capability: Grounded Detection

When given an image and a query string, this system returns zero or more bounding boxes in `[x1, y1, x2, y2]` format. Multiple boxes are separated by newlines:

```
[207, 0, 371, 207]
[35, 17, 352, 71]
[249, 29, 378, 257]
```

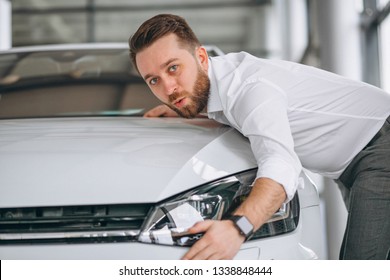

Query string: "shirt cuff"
[256, 157, 302, 202]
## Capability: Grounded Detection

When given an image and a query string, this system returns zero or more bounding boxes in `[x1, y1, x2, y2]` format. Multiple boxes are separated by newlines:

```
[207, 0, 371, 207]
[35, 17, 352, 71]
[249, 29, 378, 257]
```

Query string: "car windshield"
[0, 46, 161, 119]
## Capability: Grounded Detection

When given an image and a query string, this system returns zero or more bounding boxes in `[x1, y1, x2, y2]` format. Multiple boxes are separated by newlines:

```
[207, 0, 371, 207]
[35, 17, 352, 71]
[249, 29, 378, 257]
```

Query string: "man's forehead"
[142, 34, 181, 54]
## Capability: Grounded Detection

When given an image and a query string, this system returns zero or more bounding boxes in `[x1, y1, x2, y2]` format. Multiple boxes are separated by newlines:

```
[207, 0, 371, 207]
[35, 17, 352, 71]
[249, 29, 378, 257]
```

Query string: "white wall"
[0, 0, 11, 50]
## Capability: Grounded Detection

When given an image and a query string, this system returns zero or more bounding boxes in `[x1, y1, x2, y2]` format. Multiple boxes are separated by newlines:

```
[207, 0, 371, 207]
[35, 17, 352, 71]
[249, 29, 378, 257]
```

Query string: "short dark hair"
[129, 14, 201, 71]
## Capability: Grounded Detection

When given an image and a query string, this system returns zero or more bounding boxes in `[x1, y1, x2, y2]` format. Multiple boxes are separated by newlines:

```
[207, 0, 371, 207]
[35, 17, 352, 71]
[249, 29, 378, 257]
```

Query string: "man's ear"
[196, 46, 209, 71]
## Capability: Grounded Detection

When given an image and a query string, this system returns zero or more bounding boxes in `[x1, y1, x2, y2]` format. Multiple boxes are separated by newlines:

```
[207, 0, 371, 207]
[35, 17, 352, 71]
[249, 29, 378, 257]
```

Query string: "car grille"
[0, 204, 153, 244]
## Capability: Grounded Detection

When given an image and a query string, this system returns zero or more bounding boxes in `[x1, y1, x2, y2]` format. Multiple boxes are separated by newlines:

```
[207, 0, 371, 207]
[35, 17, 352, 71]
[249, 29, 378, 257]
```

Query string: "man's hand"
[143, 105, 179, 117]
[181, 220, 245, 260]
[181, 177, 287, 260]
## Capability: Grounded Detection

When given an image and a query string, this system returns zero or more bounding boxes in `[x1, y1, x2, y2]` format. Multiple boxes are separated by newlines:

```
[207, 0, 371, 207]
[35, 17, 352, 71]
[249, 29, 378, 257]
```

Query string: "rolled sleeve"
[255, 157, 301, 202]
[230, 82, 303, 202]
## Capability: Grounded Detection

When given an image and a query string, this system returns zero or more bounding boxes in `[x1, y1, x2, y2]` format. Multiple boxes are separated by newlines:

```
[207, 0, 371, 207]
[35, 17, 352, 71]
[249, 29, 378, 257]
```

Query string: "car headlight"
[138, 169, 299, 246]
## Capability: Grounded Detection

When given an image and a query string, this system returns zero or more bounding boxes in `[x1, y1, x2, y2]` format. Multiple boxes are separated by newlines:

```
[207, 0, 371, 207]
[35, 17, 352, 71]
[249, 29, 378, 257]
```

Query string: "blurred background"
[0, 0, 389, 259]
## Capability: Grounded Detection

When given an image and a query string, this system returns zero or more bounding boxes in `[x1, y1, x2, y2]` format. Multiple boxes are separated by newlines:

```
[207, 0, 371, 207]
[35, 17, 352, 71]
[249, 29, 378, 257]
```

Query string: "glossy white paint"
[0, 117, 255, 207]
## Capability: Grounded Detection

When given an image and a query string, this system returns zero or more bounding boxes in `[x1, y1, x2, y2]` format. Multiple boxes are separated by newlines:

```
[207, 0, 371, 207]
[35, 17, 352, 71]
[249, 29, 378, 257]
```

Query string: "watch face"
[232, 216, 253, 238]
[236, 216, 253, 235]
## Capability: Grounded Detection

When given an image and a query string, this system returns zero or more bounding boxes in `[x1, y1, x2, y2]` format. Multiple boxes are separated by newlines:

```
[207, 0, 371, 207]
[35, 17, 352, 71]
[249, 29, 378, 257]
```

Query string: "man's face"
[136, 34, 210, 118]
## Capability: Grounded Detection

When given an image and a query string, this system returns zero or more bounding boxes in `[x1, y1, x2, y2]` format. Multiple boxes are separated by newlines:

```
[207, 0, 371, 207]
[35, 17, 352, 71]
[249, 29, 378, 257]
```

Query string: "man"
[129, 14, 390, 260]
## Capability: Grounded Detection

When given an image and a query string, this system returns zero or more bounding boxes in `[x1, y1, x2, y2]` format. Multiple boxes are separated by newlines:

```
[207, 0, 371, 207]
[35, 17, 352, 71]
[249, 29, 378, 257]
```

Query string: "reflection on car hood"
[0, 117, 256, 207]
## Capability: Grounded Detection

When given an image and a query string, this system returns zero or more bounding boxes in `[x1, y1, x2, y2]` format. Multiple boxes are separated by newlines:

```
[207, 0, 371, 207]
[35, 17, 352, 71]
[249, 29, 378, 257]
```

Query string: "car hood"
[0, 117, 256, 207]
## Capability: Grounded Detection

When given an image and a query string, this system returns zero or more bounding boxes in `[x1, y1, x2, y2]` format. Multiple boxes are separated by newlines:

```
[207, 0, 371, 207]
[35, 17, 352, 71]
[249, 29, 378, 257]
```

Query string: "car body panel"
[0, 117, 257, 207]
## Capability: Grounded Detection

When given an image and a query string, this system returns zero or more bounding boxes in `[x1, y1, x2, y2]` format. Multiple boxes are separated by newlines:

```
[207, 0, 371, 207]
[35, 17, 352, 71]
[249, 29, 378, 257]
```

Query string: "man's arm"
[143, 104, 208, 118]
[143, 104, 179, 117]
[181, 177, 286, 260]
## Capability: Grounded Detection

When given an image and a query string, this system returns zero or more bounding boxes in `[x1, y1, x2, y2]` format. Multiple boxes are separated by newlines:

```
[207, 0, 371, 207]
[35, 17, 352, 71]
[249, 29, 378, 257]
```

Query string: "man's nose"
[163, 77, 178, 96]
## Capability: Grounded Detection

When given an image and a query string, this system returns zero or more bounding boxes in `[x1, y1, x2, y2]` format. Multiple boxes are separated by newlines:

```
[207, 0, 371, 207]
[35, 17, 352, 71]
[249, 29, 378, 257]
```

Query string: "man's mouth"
[173, 97, 187, 108]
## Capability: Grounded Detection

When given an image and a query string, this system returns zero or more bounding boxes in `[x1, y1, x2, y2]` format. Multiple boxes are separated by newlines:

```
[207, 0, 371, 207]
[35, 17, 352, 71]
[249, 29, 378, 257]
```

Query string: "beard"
[165, 67, 210, 119]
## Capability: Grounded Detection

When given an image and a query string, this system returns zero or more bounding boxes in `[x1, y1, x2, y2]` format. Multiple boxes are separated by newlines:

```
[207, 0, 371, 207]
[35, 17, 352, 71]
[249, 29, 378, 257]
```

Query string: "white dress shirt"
[207, 52, 390, 201]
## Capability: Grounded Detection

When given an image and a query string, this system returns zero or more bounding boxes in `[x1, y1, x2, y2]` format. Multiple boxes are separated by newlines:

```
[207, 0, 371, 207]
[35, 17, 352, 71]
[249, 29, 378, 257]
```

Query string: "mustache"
[168, 91, 187, 103]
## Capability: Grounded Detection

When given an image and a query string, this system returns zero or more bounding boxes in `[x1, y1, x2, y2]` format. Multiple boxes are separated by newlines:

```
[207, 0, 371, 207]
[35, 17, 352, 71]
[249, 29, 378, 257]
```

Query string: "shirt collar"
[207, 57, 224, 114]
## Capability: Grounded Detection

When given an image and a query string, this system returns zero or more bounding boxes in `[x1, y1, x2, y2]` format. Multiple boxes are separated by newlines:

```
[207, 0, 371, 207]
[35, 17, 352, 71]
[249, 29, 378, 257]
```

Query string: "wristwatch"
[228, 215, 254, 240]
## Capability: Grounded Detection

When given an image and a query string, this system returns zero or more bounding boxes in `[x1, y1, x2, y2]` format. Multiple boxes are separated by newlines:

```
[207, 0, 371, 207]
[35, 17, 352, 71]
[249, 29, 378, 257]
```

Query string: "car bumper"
[0, 206, 324, 260]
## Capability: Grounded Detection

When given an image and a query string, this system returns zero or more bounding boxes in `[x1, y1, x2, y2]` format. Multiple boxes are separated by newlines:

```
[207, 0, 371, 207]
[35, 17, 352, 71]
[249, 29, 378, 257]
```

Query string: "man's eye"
[169, 65, 178, 72]
[149, 78, 158, 85]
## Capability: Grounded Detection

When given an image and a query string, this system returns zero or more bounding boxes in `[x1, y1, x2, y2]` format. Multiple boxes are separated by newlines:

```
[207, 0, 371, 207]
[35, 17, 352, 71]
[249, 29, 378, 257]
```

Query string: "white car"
[0, 44, 325, 260]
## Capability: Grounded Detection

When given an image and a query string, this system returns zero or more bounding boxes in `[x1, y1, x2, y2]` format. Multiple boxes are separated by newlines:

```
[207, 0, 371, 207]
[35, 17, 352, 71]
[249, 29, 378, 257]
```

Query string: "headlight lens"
[138, 169, 299, 246]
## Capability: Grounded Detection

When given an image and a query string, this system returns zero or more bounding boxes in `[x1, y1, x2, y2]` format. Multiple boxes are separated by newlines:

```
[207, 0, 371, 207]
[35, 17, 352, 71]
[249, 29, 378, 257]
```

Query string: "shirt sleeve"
[229, 81, 303, 202]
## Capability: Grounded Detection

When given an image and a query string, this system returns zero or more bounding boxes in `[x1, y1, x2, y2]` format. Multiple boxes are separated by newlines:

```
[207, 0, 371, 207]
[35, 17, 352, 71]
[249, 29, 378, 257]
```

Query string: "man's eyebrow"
[143, 58, 179, 81]
[161, 58, 179, 69]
